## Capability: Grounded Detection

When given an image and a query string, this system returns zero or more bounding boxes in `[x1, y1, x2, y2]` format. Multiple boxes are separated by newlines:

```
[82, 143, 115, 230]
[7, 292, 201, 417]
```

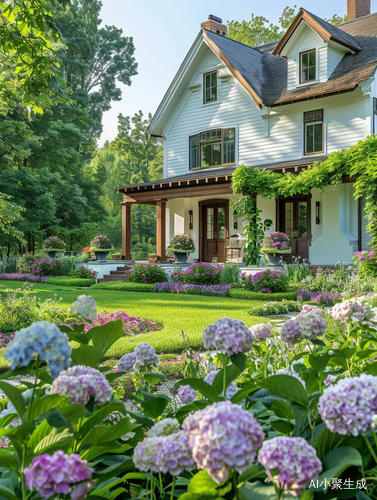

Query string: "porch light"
[189, 210, 193, 230]
[316, 201, 320, 225]
[233, 212, 238, 230]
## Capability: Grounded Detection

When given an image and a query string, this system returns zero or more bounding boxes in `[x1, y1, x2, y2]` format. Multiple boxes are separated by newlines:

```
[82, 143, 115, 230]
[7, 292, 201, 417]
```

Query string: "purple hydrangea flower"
[318, 374, 377, 436]
[183, 401, 264, 483]
[148, 418, 181, 437]
[202, 318, 254, 356]
[280, 313, 327, 348]
[24, 450, 93, 499]
[117, 352, 137, 373]
[204, 369, 238, 400]
[133, 343, 159, 371]
[133, 431, 195, 475]
[280, 318, 301, 349]
[50, 365, 113, 406]
[5, 321, 71, 379]
[250, 323, 271, 340]
[299, 304, 323, 315]
[258, 437, 322, 495]
[177, 385, 197, 405]
[297, 313, 327, 340]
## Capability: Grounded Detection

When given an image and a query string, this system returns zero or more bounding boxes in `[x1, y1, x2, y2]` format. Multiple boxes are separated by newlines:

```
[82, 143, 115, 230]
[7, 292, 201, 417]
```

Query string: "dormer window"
[203, 71, 217, 104]
[300, 50, 316, 84]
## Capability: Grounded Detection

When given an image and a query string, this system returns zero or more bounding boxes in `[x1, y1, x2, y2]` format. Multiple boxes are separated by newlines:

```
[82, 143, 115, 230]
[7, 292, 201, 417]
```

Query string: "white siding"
[165, 57, 369, 177]
[327, 44, 347, 79]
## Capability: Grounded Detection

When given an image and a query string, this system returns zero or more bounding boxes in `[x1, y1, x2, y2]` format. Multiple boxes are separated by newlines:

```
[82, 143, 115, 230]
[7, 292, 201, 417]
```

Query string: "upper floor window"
[189, 128, 235, 169]
[304, 110, 323, 155]
[300, 50, 316, 84]
[203, 71, 217, 104]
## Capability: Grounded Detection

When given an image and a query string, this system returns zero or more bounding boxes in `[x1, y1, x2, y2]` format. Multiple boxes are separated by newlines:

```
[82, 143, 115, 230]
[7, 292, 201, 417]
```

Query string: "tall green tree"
[227, 6, 346, 47]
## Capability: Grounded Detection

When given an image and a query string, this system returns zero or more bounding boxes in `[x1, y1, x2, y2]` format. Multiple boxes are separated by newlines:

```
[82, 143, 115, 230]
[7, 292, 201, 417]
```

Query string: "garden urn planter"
[265, 253, 283, 266]
[47, 251, 58, 260]
[174, 252, 188, 264]
[94, 251, 109, 261]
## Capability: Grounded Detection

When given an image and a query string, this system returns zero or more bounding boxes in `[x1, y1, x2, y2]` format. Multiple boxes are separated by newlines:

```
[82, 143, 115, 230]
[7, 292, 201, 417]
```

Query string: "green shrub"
[126, 264, 167, 284]
[249, 301, 300, 317]
[229, 289, 297, 301]
[91, 282, 155, 292]
[69, 265, 95, 279]
[219, 263, 240, 285]
[182, 263, 221, 285]
[31, 258, 65, 277]
[245, 269, 289, 293]
[45, 276, 95, 287]
[17, 252, 48, 273]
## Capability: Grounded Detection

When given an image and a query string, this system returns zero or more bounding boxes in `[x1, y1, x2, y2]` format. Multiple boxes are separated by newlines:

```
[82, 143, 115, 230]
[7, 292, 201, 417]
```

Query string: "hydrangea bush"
[0, 291, 377, 500]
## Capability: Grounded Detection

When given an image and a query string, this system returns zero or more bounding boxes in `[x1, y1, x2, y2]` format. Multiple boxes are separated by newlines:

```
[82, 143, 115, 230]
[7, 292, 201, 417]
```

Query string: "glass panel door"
[206, 208, 214, 239]
[218, 207, 226, 239]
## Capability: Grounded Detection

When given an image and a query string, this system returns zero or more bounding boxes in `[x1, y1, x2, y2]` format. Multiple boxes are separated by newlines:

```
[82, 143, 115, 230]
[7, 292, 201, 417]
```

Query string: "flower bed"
[31, 258, 65, 277]
[182, 262, 222, 285]
[125, 264, 167, 283]
[153, 282, 231, 296]
[297, 289, 342, 306]
[0, 273, 52, 283]
[86, 309, 157, 335]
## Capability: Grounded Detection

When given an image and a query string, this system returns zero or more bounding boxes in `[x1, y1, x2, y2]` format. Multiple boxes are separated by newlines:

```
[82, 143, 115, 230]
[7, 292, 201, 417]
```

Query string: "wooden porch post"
[156, 200, 166, 259]
[122, 201, 132, 260]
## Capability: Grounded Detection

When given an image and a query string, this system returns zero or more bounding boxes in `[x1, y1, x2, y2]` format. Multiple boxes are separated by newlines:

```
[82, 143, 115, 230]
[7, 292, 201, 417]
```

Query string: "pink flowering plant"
[126, 264, 167, 283]
[90, 234, 113, 251]
[245, 269, 289, 293]
[261, 231, 292, 255]
[42, 236, 66, 251]
[182, 262, 222, 285]
[168, 234, 195, 254]
[31, 258, 64, 277]
[353, 249, 377, 277]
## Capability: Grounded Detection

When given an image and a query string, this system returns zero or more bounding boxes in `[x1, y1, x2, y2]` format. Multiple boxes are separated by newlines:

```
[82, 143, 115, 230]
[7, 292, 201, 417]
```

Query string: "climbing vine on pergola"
[232, 135, 377, 264]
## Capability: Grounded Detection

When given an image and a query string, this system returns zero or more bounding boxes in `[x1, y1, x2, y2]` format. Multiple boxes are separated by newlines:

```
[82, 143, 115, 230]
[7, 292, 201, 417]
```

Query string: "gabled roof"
[147, 10, 377, 136]
[273, 8, 361, 55]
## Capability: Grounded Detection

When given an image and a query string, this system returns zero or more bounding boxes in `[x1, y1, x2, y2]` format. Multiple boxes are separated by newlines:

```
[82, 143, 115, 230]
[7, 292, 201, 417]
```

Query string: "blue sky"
[99, 0, 376, 145]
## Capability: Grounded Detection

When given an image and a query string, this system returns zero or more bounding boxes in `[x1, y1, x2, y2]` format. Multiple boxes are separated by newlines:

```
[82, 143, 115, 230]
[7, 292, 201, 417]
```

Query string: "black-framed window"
[189, 128, 235, 169]
[304, 110, 323, 155]
[300, 50, 316, 84]
[203, 71, 217, 104]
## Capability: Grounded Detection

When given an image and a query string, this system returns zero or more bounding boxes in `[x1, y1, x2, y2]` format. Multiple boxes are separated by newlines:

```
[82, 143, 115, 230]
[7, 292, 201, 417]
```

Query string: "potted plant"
[90, 235, 113, 261]
[260, 231, 292, 266]
[148, 253, 160, 264]
[43, 236, 66, 260]
[112, 252, 122, 261]
[167, 234, 195, 264]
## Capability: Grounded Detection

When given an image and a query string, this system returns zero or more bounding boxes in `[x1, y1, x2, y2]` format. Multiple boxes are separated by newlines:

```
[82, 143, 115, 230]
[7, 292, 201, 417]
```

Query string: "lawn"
[0, 281, 266, 359]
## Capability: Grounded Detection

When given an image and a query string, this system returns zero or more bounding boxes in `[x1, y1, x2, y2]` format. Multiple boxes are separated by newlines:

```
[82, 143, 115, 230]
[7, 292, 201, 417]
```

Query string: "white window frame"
[296, 47, 319, 88]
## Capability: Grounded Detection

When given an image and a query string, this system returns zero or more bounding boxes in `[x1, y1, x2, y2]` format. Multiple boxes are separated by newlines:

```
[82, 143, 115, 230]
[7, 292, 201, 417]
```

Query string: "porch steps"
[97, 266, 129, 283]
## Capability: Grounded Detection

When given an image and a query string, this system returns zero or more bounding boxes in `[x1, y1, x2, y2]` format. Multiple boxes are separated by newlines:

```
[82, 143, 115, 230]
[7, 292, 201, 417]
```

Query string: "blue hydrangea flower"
[6, 321, 71, 379]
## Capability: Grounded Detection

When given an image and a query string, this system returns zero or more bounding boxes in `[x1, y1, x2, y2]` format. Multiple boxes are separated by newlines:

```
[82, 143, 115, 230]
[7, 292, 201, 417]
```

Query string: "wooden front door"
[199, 200, 228, 262]
[279, 196, 311, 261]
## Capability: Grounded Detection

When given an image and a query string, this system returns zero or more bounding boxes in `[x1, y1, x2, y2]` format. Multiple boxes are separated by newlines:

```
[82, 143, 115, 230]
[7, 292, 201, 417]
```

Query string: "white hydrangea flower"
[69, 295, 97, 320]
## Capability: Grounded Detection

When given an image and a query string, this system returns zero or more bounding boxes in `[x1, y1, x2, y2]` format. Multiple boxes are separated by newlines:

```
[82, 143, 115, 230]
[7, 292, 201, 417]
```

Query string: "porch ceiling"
[115, 156, 329, 203]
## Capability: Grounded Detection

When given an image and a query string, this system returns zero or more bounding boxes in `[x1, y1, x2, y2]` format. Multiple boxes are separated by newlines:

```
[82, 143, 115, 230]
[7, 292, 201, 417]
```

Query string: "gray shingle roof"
[204, 11, 377, 107]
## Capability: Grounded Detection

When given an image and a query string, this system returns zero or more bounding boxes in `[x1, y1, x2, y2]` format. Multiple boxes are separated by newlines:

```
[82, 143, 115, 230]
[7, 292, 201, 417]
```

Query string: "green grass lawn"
[0, 281, 266, 359]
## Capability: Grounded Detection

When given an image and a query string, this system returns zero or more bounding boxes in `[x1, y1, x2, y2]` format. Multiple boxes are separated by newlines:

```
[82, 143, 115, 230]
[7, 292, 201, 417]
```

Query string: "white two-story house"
[116, 0, 377, 265]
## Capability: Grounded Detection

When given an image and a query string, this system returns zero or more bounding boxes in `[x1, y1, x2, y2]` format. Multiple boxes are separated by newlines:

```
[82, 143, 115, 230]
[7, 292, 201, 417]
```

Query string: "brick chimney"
[201, 15, 227, 36]
[347, 0, 370, 20]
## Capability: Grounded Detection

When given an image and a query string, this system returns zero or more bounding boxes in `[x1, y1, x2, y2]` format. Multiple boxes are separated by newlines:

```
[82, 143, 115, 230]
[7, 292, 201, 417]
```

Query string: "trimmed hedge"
[45, 276, 95, 287]
[91, 282, 155, 292]
[229, 289, 297, 301]
[249, 301, 301, 317]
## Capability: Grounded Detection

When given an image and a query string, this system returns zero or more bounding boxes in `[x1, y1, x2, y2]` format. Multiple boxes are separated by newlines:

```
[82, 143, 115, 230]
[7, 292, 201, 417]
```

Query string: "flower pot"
[148, 256, 160, 264]
[174, 252, 188, 264]
[94, 251, 109, 261]
[47, 251, 58, 260]
[113, 255, 122, 261]
[265, 253, 284, 266]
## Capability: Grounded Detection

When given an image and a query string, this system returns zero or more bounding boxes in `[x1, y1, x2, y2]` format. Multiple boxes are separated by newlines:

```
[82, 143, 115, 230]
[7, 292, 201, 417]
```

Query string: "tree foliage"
[227, 6, 346, 47]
